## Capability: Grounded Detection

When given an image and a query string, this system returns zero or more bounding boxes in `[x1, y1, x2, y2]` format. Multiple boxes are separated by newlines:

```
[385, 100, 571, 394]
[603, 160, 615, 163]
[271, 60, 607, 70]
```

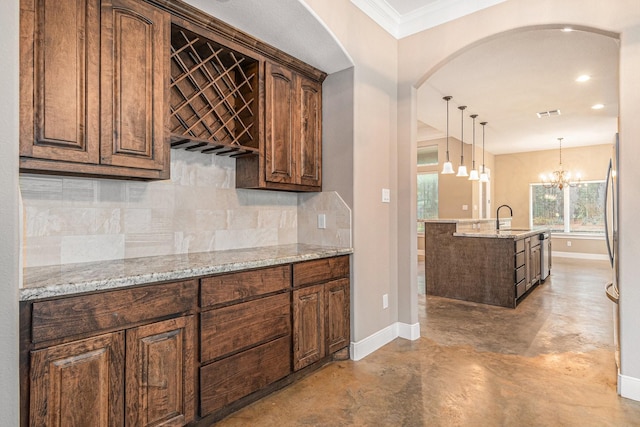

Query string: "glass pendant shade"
[479, 171, 489, 183]
[456, 165, 468, 177]
[441, 96, 454, 174]
[442, 161, 454, 174]
[468, 169, 479, 181]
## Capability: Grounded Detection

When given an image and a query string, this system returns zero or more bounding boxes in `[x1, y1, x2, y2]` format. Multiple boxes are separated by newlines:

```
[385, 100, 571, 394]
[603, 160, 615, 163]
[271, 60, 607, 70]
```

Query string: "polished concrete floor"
[217, 257, 640, 426]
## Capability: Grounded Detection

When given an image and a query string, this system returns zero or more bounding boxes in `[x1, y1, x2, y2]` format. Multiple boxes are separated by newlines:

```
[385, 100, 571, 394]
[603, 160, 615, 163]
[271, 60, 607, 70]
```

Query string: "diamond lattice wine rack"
[169, 25, 259, 156]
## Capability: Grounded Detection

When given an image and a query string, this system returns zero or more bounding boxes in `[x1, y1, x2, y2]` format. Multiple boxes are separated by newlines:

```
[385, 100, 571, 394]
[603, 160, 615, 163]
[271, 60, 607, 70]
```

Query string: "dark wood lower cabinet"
[200, 336, 291, 416]
[126, 316, 196, 426]
[293, 284, 325, 371]
[22, 256, 350, 425]
[29, 332, 125, 427]
[292, 256, 351, 371]
[326, 278, 350, 355]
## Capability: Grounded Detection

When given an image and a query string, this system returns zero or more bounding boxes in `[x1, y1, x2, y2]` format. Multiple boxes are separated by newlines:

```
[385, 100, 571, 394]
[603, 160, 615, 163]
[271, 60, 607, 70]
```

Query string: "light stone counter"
[453, 229, 546, 239]
[21, 244, 353, 301]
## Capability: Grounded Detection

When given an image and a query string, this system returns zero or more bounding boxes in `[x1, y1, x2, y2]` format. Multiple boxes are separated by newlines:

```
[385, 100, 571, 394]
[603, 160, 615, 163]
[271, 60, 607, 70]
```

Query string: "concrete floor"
[216, 257, 640, 426]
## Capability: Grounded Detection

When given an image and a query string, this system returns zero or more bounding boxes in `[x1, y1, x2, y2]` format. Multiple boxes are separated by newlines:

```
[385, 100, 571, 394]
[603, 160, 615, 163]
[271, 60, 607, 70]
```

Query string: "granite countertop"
[454, 228, 548, 239]
[21, 244, 353, 301]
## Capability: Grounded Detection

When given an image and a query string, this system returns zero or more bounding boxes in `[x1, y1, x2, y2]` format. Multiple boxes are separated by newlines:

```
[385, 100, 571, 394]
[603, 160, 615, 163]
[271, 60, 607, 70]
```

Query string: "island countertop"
[20, 244, 353, 301]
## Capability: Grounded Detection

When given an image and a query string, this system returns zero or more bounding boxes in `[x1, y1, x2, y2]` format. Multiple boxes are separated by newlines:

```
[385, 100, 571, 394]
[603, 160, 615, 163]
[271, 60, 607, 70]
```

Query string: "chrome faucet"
[496, 204, 513, 230]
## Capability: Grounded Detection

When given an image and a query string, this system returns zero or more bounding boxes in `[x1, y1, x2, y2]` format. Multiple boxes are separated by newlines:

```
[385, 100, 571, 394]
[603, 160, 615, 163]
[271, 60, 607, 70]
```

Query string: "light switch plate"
[382, 294, 389, 309]
[382, 188, 390, 203]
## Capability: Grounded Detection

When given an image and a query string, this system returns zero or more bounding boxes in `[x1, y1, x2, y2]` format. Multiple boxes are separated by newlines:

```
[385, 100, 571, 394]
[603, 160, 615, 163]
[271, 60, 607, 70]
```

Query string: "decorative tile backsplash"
[20, 150, 351, 268]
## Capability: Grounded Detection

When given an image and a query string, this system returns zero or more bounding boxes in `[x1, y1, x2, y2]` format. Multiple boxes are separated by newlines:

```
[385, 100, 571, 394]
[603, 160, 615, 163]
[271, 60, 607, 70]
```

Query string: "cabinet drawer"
[31, 280, 198, 344]
[200, 265, 290, 308]
[516, 279, 527, 298]
[293, 255, 349, 288]
[200, 335, 291, 416]
[515, 266, 525, 284]
[515, 239, 525, 254]
[515, 252, 525, 268]
[200, 293, 291, 363]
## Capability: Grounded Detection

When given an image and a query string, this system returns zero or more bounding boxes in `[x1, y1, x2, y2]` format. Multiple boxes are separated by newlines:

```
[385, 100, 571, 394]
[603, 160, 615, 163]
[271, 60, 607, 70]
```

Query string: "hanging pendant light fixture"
[456, 106, 468, 177]
[441, 96, 455, 174]
[479, 121, 489, 183]
[540, 137, 581, 189]
[468, 114, 479, 181]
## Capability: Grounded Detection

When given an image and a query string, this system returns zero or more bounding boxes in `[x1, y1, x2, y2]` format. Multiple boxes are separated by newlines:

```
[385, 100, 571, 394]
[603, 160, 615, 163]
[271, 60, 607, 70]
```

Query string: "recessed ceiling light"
[576, 75, 591, 82]
[592, 104, 604, 110]
[561, 27, 574, 32]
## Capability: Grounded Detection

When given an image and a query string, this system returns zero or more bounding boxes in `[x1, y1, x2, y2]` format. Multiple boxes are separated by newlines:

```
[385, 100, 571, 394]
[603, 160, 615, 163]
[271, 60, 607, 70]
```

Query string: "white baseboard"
[398, 322, 421, 340]
[350, 322, 420, 361]
[619, 374, 640, 402]
[553, 251, 608, 261]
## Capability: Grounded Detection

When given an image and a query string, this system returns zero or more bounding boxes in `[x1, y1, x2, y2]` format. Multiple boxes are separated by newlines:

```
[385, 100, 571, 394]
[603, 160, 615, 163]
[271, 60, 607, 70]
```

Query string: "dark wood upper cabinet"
[20, 0, 170, 180]
[265, 62, 296, 185]
[236, 60, 324, 192]
[20, 0, 101, 165]
[297, 74, 322, 188]
[100, 0, 169, 172]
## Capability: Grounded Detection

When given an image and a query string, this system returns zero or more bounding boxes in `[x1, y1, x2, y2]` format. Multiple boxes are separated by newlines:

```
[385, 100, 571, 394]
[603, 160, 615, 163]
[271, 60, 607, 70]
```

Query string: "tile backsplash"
[20, 149, 351, 268]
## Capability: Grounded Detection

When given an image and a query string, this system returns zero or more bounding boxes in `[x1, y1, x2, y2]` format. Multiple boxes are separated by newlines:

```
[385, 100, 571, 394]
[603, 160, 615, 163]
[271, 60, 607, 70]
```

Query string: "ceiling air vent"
[536, 109, 561, 118]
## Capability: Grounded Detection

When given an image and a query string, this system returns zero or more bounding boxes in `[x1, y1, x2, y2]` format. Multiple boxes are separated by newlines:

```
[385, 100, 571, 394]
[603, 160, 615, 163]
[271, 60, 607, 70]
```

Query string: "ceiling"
[187, 1, 619, 155]
[417, 28, 619, 154]
[354, 1, 620, 155]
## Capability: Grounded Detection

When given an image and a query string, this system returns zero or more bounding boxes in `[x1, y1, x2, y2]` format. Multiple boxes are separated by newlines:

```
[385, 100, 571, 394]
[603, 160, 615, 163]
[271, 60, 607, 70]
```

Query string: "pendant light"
[479, 121, 489, 183]
[456, 105, 468, 177]
[441, 96, 454, 174]
[468, 114, 479, 181]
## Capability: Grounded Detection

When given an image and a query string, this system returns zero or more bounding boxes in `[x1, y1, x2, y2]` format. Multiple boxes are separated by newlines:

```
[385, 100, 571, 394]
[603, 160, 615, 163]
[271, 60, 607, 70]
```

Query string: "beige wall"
[0, 0, 20, 422]
[397, 0, 640, 393]
[304, 0, 401, 344]
[494, 143, 611, 224]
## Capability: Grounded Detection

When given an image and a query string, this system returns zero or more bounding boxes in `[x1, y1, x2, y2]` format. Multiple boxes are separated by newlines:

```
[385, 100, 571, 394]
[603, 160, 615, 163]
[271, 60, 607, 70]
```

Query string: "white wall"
[397, 0, 640, 401]
[0, 0, 20, 423]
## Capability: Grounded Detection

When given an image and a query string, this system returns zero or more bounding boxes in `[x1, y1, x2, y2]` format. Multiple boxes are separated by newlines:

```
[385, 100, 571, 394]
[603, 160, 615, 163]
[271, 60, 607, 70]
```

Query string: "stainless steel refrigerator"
[605, 134, 620, 376]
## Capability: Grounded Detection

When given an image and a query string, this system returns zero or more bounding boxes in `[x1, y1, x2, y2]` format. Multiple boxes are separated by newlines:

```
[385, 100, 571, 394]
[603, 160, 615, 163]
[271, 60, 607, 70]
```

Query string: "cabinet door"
[325, 278, 350, 354]
[265, 61, 295, 184]
[126, 316, 196, 427]
[293, 284, 325, 371]
[296, 75, 322, 188]
[100, 0, 169, 171]
[30, 332, 124, 427]
[20, 0, 101, 164]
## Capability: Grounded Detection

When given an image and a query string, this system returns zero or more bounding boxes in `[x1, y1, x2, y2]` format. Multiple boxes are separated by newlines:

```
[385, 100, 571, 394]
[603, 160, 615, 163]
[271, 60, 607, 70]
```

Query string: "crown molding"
[351, 0, 508, 39]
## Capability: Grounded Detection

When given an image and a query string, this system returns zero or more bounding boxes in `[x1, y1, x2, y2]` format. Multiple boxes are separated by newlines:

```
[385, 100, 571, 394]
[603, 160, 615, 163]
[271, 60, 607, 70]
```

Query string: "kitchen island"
[422, 219, 549, 308]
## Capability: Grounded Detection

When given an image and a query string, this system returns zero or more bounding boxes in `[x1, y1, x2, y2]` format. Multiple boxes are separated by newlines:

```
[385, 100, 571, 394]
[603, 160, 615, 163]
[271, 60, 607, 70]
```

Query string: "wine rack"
[169, 25, 259, 156]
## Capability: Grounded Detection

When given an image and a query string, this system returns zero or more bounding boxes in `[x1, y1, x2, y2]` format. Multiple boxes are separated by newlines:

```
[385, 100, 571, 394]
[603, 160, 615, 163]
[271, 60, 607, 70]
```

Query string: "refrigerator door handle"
[604, 158, 614, 268]
[606, 281, 619, 304]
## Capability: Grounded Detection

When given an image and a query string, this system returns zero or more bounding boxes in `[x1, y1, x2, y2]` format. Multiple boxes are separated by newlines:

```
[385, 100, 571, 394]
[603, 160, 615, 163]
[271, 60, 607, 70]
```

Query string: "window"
[417, 146, 438, 166]
[417, 173, 438, 232]
[530, 181, 605, 234]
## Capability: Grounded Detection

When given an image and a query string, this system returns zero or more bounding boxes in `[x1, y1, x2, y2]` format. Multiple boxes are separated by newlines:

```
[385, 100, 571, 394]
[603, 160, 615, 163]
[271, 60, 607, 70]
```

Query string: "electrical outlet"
[462, 204, 469, 211]
[382, 294, 389, 309]
[382, 188, 390, 203]
[317, 214, 326, 229]
[567, 241, 572, 247]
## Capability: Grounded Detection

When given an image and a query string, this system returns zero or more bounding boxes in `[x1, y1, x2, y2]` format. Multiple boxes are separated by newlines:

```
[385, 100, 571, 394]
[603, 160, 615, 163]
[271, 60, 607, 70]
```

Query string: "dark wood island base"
[423, 221, 546, 308]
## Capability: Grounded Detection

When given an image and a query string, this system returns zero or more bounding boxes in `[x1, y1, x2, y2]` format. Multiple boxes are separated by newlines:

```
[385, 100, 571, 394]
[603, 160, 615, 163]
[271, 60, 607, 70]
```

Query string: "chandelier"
[540, 137, 581, 190]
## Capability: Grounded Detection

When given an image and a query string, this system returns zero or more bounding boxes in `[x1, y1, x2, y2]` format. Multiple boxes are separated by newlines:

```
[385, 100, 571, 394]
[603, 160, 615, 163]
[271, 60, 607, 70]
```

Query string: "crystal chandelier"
[540, 137, 581, 190]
